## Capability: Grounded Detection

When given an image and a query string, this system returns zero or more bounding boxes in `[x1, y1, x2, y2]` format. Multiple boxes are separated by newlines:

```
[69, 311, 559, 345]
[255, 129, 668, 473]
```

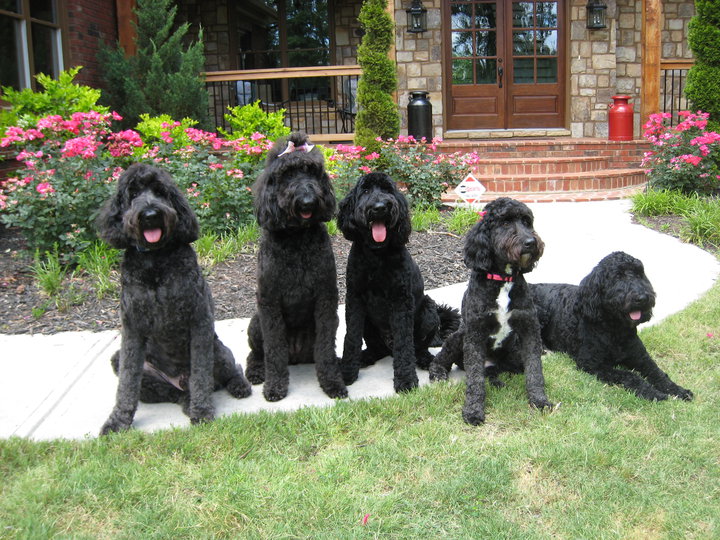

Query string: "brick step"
[470, 167, 647, 194]
[472, 155, 607, 176]
[438, 137, 649, 153]
[438, 138, 650, 167]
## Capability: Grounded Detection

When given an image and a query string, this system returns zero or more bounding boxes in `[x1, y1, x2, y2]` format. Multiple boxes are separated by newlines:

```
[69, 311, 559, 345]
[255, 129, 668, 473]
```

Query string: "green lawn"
[1, 284, 719, 539]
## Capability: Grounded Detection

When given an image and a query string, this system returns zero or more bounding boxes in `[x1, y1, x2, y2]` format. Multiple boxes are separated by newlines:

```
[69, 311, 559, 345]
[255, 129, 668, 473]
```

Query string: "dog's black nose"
[370, 200, 388, 216]
[142, 208, 159, 220]
[523, 237, 537, 251]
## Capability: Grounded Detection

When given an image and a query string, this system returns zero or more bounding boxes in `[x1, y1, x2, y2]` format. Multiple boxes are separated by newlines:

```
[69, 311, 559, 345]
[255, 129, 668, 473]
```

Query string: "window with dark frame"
[0, 0, 65, 91]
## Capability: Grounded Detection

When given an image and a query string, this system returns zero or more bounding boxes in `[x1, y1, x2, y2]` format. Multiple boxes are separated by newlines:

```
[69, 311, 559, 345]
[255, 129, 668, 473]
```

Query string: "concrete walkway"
[1, 200, 718, 441]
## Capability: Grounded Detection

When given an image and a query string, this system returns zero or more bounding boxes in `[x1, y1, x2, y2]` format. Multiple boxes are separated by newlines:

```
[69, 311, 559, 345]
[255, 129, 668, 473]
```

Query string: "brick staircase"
[438, 138, 650, 203]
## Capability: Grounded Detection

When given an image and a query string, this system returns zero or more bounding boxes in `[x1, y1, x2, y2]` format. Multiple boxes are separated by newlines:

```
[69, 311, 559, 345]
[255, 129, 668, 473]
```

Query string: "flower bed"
[641, 110, 720, 195]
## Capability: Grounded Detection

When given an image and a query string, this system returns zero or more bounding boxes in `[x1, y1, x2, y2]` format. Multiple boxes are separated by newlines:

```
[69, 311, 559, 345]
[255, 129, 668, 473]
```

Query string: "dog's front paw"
[100, 416, 131, 435]
[530, 397, 554, 411]
[671, 386, 693, 401]
[393, 373, 419, 393]
[323, 382, 348, 399]
[226, 375, 252, 399]
[462, 405, 485, 426]
[189, 403, 215, 425]
[263, 381, 289, 402]
[428, 362, 448, 381]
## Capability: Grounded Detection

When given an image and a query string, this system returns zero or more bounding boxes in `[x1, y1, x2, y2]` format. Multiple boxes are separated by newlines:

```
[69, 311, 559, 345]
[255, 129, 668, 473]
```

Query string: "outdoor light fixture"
[586, 0, 607, 29]
[406, 0, 428, 34]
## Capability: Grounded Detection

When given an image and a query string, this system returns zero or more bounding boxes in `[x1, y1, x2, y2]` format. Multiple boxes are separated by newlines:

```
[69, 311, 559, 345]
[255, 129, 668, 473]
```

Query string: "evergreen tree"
[686, 0, 720, 130]
[354, 0, 400, 151]
[98, 0, 209, 129]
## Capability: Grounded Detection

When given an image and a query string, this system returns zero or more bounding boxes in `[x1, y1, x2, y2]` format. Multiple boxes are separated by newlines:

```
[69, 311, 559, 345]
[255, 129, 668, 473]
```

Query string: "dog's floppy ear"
[96, 187, 128, 249]
[337, 179, 360, 241]
[389, 182, 411, 247]
[576, 262, 605, 320]
[253, 168, 283, 230]
[162, 169, 199, 244]
[463, 219, 494, 271]
[96, 167, 134, 249]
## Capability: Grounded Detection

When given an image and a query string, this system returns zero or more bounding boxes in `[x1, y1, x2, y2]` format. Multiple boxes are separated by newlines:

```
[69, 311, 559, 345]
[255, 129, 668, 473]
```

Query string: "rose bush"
[0, 112, 267, 261]
[327, 135, 480, 207]
[641, 110, 720, 195]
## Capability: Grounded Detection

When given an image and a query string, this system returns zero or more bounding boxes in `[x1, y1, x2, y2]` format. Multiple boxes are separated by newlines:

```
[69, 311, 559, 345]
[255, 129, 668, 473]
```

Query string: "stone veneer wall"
[334, 0, 363, 65]
[391, 0, 694, 140]
[393, 0, 444, 139]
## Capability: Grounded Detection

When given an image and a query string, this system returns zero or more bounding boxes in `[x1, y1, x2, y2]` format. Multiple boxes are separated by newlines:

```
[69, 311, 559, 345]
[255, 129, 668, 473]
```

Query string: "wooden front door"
[445, 0, 565, 130]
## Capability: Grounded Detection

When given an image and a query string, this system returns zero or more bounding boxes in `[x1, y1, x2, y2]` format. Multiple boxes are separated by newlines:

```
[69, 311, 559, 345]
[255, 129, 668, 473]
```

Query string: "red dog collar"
[486, 273, 513, 282]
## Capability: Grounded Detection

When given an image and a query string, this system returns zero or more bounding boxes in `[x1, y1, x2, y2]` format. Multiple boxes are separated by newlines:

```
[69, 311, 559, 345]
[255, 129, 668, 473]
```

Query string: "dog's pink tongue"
[143, 228, 162, 243]
[630, 310, 642, 321]
[301, 211, 312, 219]
[371, 222, 387, 243]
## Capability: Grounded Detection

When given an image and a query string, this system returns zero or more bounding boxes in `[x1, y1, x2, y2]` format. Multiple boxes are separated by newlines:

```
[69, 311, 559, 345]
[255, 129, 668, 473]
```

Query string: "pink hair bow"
[278, 140, 315, 156]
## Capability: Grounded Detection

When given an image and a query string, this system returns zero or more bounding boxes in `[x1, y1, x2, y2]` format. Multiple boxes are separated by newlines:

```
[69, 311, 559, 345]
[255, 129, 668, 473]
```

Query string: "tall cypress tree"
[354, 0, 400, 151]
[98, 0, 209, 129]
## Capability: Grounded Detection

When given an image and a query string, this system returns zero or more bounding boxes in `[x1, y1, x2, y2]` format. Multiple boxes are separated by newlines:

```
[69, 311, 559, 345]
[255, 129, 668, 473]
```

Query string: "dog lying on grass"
[530, 251, 693, 401]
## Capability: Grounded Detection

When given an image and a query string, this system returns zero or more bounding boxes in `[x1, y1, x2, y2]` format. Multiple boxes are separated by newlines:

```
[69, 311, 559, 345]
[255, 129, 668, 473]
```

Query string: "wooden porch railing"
[204, 65, 362, 143]
[660, 59, 694, 126]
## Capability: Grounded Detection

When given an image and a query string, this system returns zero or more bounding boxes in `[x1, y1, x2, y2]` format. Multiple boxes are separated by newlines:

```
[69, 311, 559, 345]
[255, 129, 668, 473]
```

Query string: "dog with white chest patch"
[429, 197, 553, 425]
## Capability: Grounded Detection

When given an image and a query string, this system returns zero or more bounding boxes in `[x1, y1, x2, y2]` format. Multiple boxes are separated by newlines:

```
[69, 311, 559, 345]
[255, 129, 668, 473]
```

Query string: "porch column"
[641, 0, 661, 122]
[116, 0, 137, 57]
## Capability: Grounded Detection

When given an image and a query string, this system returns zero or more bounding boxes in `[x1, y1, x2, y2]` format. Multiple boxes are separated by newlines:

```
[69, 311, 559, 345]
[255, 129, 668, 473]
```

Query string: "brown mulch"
[2, 213, 708, 336]
[0, 224, 466, 335]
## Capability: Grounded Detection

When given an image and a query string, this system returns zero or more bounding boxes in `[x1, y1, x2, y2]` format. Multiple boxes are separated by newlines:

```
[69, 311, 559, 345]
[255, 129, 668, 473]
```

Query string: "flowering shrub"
[1, 111, 126, 259]
[641, 110, 720, 195]
[327, 136, 479, 207]
[1, 112, 269, 261]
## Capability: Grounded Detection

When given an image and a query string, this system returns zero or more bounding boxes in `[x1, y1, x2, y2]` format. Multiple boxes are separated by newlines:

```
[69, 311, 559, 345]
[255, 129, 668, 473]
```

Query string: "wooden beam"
[641, 0, 662, 122]
[204, 65, 363, 83]
[116, 0, 137, 57]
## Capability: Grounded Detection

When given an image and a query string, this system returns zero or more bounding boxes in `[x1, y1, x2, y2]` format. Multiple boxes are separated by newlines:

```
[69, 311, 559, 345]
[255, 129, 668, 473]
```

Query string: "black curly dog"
[530, 251, 693, 401]
[245, 133, 347, 401]
[97, 163, 251, 434]
[430, 197, 553, 425]
[337, 173, 460, 392]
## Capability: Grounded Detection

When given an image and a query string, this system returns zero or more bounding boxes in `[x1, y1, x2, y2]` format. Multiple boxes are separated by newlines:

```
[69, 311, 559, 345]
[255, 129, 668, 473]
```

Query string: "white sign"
[454, 173, 486, 204]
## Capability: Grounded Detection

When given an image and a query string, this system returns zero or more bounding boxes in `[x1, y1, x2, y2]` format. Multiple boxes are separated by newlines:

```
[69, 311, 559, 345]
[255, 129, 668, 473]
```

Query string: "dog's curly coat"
[97, 163, 251, 434]
[337, 172, 461, 392]
[530, 251, 693, 401]
[245, 132, 347, 402]
[430, 197, 553, 425]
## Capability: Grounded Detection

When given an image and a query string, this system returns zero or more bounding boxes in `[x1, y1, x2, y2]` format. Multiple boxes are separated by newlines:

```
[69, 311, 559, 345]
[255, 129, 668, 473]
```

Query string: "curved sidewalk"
[1, 200, 718, 441]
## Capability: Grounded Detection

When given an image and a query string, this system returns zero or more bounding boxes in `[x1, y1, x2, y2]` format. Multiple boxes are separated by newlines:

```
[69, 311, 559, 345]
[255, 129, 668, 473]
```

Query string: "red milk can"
[608, 95, 634, 141]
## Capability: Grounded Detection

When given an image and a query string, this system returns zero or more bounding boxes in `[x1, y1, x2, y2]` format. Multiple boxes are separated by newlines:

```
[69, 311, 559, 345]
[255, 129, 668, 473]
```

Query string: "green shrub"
[220, 101, 290, 142]
[0, 67, 108, 137]
[685, 66, 720, 131]
[98, 0, 209, 129]
[354, 0, 400, 152]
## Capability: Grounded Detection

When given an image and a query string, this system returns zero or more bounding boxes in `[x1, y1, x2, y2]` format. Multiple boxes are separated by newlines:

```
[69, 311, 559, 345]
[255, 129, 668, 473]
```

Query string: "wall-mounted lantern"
[406, 0, 428, 34]
[586, 0, 607, 29]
